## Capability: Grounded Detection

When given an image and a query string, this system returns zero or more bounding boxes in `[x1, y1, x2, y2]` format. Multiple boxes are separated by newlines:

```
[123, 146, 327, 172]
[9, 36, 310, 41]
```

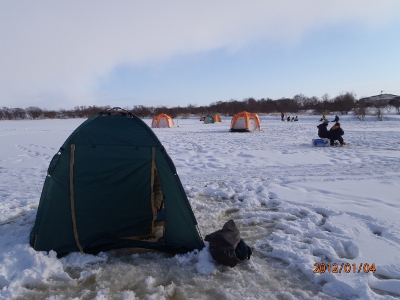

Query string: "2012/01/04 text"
[313, 263, 376, 273]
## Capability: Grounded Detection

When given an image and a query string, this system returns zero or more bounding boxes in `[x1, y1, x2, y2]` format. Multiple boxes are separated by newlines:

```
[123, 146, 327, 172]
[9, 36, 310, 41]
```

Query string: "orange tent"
[230, 111, 261, 132]
[151, 114, 174, 128]
[213, 115, 222, 122]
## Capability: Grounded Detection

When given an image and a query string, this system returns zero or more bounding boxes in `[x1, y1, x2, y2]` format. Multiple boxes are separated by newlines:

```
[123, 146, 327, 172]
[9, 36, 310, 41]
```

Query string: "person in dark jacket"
[329, 122, 345, 146]
[332, 115, 339, 122]
[317, 120, 330, 138]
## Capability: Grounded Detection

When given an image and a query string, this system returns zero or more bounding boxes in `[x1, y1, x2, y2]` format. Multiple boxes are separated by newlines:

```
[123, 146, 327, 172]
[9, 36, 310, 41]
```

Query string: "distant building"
[359, 94, 399, 105]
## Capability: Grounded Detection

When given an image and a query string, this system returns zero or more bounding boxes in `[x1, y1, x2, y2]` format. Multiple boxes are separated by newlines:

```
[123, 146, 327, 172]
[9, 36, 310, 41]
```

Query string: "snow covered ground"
[1, 113, 400, 299]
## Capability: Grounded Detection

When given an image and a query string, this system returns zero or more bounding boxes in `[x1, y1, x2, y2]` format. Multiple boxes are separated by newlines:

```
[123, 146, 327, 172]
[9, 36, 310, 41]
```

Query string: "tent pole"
[150, 147, 156, 228]
[70, 144, 85, 254]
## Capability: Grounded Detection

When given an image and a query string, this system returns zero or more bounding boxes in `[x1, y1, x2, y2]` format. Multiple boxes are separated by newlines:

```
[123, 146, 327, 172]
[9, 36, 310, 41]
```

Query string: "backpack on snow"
[204, 219, 252, 267]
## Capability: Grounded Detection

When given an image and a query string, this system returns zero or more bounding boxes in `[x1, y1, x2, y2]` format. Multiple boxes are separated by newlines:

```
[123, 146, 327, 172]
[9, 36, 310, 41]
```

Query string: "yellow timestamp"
[313, 263, 376, 274]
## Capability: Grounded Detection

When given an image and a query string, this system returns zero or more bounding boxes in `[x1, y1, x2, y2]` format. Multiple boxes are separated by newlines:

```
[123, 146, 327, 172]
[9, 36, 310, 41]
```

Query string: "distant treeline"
[1, 92, 400, 120]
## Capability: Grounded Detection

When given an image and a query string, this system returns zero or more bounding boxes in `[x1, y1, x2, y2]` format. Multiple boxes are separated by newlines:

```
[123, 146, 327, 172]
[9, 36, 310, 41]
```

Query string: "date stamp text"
[313, 263, 376, 273]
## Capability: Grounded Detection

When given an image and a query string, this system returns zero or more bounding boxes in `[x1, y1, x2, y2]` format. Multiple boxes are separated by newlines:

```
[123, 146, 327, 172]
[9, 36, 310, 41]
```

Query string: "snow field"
[0, 114, 400, 299]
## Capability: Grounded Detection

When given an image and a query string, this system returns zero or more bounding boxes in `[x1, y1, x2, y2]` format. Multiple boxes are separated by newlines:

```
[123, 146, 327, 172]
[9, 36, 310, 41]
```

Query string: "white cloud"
[1, 0, 400, 108]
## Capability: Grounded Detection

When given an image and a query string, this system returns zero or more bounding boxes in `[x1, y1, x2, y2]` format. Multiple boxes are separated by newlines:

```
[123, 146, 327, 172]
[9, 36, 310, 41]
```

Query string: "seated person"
[317, 120, 330, 138]
[329, 122, 345, 146]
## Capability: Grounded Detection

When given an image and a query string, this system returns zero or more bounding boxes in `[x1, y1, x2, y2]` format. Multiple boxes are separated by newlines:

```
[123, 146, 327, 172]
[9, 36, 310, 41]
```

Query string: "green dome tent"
[30, 108, 204, 257]
[203, 115, 214, 124]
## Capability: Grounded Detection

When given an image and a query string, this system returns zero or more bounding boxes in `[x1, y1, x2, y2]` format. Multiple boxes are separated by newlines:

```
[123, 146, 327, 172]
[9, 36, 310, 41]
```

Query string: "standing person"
[332, 115, 339, 122]
[317, 120, 330, 138]
[329, 122, 345, 146]
[281, 112, 284, 121]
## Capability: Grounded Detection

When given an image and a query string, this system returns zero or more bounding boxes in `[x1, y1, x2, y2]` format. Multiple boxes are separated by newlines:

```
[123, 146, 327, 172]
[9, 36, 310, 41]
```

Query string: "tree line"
[1, 92, 399, 120]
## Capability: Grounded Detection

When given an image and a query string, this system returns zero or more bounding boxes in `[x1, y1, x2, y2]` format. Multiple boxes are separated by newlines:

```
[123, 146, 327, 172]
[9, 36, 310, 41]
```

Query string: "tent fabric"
[29, 109, 203, 256]
[151, 114, 174, 128]
[203, 115, 214, 124]
[213, 115, 222, 122]
[230, 111, 261, 132]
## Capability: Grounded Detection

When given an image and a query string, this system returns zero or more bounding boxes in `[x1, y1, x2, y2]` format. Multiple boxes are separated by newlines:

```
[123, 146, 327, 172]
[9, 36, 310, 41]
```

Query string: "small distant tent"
[29, 108, 204, 257]
[151, 114, 174, 128]
[230, 111, 261, 132]
[213, 115, 222, 122]
[204, 115, 215, 124]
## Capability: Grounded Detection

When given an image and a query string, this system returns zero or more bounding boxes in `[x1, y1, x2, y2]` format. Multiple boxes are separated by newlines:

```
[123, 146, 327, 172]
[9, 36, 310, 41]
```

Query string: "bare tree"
[374, 107, 383, 121]
[226, 99, 246, 116]
[25, 106, 43, 119]
[321, 93, 330, 102]
[372, 99, 387, 121]
[353, 100, 366, 120]
[258, 98, 276, 113]
[87, 105, 108, 116]
[132, 105, 152, 118]
[246, 97, 259, 111]
[331, 92, 356, 115]
[73, 106, 87, 118]
[304, 96, 319, 111]
[293, 94, 307, 110]
[153, 106, 168, 116]
[2, 107, 13, 120]
[11, 108, 26, 119]
[276, 98, 298, 113]
[384, 105, 393, 114]
[57, 109, 66, 118]
[389, 97, 400, 114]
[314, 100, 330, 115]
[1, 91, 379, 121]
[43, 109, 57, 119]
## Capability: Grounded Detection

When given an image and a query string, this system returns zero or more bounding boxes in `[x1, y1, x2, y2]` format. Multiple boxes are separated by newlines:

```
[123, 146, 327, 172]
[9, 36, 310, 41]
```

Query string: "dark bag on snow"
[204, 219, 252, 267]
[235, 238, 252, 260]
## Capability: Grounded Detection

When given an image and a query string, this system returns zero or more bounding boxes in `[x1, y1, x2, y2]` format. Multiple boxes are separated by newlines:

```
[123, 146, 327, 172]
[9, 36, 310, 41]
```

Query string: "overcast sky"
[1, 1, 400, 110]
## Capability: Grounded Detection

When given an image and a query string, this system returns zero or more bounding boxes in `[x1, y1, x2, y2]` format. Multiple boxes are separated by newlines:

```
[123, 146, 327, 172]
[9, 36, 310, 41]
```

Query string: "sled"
[312, 138, 330, 147]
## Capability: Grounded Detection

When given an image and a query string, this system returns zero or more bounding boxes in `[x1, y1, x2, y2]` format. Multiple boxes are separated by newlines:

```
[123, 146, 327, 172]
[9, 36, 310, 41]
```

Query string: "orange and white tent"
[151, 114, 174, 128]
[230, 111, 261, 132]
[213, 115, 222, 122]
